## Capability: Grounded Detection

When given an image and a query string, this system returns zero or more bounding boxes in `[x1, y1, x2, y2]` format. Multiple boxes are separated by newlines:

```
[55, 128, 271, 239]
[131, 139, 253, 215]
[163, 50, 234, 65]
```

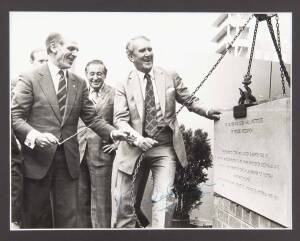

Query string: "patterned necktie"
[91, 89, 99, 105]
[57, 69, 67, 118]
[144, 73, 158, 137]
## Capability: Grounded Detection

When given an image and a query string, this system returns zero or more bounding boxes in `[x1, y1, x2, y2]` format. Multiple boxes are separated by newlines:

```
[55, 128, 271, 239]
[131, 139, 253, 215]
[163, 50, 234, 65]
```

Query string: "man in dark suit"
[77, 60, 116, 228]
[11, 129, 23, 229]
[11, 48, 49, 229]
[112, 36, 220, 228]
[11, 32, 129, 228]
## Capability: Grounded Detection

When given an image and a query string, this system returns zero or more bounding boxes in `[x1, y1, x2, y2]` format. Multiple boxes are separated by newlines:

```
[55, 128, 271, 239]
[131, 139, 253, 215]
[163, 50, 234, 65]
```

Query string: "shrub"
[173, 124, 213, 219]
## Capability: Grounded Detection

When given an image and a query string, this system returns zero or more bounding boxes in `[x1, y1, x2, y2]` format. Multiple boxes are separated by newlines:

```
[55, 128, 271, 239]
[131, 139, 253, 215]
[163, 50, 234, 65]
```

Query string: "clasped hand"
[135, 136, 158, 152]
[111, 130, 135, 142]
[103, 141, 119, 154]
[35, 132, 58, 148]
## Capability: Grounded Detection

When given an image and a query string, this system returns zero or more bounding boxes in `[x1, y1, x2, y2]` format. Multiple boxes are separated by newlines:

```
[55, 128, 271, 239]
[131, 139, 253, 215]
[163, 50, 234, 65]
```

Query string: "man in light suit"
[112, 36, 220, 228]
[77, 60, 116, 228]
[11, 32, 128, 228]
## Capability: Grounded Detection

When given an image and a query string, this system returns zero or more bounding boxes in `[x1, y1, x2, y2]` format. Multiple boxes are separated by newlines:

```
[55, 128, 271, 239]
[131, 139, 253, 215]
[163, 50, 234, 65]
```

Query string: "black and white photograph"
[8, 10, 293, 234]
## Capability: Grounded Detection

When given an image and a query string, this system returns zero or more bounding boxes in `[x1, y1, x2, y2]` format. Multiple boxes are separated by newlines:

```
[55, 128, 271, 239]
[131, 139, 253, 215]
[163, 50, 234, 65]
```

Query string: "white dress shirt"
[89, 83, 105, 105]
[47, 61, 67, 94]
[24, 62, 67, 149]
[137, 69, 163, 122]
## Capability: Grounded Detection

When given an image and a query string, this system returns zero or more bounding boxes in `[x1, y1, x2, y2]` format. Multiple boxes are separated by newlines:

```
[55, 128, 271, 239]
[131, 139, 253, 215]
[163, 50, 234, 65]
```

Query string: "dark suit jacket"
[11, 63, 114, 179]
[78, 84, 115, 166]
[114, 66, 208, 175]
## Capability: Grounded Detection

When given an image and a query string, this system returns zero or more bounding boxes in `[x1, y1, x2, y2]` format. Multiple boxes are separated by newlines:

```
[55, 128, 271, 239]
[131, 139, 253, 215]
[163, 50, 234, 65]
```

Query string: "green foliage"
[173, 124, 213, 219]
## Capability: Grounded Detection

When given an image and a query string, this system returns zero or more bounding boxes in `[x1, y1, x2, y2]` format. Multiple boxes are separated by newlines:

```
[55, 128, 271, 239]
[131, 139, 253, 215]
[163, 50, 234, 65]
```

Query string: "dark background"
[0, 0, 299, 240]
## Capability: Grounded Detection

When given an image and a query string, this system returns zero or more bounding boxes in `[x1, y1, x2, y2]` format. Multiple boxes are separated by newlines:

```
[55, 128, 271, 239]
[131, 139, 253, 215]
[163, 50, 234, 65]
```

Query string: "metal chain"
[275, 14, 286, 95]
[246, 18, 259, 76]
[130, 152, 144, 227]
[130, 13, 254, 228]
[176, 14, 254, 115]
[266, 16, 290, 90]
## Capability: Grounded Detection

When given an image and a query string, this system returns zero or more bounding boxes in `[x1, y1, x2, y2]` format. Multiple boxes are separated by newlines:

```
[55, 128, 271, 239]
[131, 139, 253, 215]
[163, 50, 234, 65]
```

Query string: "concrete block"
[250, 212, 259, 228]
[270, 221, 285, 228]
[229, 202, 237, 216]
[218, 209, 229, 224]
[259, 216, 271, 228]
[213, 218, 222, 228]
[223, 198, 230, 212]
[229, 216, 242, 228]
[236, 205, 243, 219]
[242, 208, 251, 224]
[241, 222, 253, 229]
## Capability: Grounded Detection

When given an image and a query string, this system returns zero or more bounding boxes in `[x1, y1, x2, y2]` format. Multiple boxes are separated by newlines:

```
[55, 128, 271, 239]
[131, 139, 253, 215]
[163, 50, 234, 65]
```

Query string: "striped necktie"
[90, 89, 99, 105]
[144, 73, 158, 137]
[57, 69, 67, 118]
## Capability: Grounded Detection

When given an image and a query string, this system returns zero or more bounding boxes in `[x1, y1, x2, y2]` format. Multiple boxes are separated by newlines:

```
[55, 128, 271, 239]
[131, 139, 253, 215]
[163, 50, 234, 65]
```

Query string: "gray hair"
[126, 35, 151, 58]
[45, 32, 64, 54]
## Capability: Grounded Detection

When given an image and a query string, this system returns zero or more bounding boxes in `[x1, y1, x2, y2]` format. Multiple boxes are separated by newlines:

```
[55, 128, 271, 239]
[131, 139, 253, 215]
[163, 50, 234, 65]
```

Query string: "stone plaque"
[214, 98, 291, 227]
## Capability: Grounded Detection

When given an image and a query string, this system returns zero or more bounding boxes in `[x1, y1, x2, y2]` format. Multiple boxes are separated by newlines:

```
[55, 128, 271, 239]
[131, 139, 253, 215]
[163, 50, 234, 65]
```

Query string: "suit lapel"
[37, 65, 62, 122]
[153, 67, 166, 116]
[62, 71, 78, 126]
[129, 70, 144, 122]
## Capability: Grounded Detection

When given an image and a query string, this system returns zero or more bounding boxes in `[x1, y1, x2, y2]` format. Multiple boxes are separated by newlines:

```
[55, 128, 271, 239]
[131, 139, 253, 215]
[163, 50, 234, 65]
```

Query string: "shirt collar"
[47, 60, 66, 79]
[89, 83, 105, 94]
[137, 68, 154, 82]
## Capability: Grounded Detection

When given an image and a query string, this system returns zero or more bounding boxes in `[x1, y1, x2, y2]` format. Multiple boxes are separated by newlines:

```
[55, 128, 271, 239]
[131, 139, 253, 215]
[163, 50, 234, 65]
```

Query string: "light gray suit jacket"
[114, 66, 208, 175]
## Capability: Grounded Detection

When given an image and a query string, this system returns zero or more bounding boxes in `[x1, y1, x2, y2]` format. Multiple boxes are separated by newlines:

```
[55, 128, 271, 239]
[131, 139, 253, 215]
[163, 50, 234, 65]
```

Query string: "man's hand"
[135, 137, 158, 152]
[35, 133, 58, 148]
[103, 141, 119, 154]
[111, 130, 134, 142]
[206, 109, 221, 121]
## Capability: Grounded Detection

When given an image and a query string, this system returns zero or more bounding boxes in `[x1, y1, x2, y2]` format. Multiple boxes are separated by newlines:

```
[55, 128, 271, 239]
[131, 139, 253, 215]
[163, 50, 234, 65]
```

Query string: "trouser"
[22, 145, 78, 228]
[112, 144, 177, 228]
[11, 149, 23, 224]
[78, 149, 113, 228]
[77, 159, 92, 228]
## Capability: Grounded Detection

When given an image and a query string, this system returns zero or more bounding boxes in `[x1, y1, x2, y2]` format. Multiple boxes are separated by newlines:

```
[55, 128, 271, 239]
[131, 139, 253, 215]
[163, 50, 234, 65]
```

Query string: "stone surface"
[259, 215, 271, 228]
[214, 98, 291, 227]
[229, 202, 237, 215]
[229, 216, 242, 228]
[242, 208, 251, 224]
[250, 212, 259, 228]
[236, 205, 243, 219]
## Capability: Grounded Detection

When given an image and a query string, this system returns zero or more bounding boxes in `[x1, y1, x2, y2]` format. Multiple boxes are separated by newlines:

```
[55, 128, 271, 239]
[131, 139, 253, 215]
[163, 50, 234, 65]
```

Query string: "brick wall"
[213, 193, 285, 228]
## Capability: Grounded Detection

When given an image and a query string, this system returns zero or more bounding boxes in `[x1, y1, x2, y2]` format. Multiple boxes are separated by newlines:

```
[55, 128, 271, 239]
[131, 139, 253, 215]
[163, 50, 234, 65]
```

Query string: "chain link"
[130, 13, 254, 228]
[275, 14, 286, 95]
[246, 19, 259, 76]
[176, 14, 254, 115]
[130, 153, 144, 227]
[266, 15, 290, 93]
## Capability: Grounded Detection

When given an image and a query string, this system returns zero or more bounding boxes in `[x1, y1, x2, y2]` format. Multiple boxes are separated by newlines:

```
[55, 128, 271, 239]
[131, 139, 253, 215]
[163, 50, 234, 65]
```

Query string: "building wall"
[212, 13, 292, 64]
[213, 194, 284, 228]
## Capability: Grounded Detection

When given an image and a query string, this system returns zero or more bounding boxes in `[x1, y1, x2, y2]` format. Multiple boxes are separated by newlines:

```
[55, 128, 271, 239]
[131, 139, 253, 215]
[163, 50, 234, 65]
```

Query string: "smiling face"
[51, 38, 79, 69]
[86, 63, 106, 91]
[129, 38, 153, 73]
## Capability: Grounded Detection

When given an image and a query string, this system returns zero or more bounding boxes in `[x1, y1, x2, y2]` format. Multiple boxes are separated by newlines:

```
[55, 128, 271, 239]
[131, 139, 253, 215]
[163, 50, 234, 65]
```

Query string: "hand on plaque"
[206, 109, 221, 121]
